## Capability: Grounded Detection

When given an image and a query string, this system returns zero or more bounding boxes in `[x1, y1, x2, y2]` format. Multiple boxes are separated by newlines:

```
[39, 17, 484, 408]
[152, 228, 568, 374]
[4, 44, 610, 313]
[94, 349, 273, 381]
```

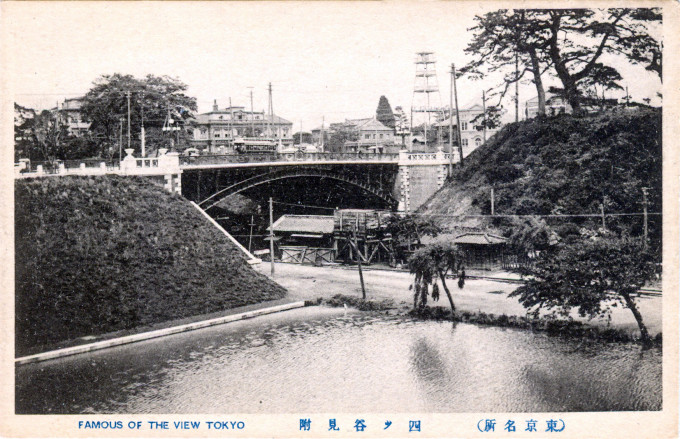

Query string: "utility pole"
[268, 82, 273, 137]
[269, 197, 275, 276]
[119, 117, 123, 162]
[140, 92, 146, 157]
[321, 115, 325, 151]
[248, 214, 255, 253]
[126, 91, 131, 151]
[642, 187, 649, 246]
[249, 87, 255, 136]
[448, 64, 454, 177]
[515, 50, 519, 123]
[451, 63, 464, 166]
[354, 216, 366, 299]
[491, 187, 495, 215]
[482, 90, 487, 144]
[229, 97, 233, 147]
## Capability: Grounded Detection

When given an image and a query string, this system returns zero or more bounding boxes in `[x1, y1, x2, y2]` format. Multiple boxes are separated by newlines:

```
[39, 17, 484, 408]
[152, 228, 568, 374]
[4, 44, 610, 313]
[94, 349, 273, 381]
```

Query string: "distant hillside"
[420, 108, 662, 251]
[15, 176, 286, 355]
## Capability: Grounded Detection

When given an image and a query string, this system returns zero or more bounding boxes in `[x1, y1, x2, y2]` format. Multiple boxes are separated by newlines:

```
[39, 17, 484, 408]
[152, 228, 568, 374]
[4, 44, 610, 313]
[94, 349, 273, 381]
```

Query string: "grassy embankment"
[420, 108, 662, 253]
[15, 176, 286, 356]
[321, 294, 661, 346]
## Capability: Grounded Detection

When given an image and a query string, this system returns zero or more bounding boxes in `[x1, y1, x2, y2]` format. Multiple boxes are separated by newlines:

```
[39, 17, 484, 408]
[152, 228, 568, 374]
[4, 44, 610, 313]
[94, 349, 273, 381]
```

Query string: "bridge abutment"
[397, 150, 450, 212]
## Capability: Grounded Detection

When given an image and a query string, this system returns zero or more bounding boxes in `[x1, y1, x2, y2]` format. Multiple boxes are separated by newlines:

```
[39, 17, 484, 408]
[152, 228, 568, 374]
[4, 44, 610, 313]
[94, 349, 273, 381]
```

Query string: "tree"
[386, 214, 441, 252]
[326, 126, 358, 152]
[463, 10, 554, 116]
[376, 95, 395, 128]
[542, 8, 662, 112]
[510, 235, 657, 344]
[81, 74, 197, 155]
[464, 8, 662, 114]
[393, 106, 410, 148]
[30, 110, 70, 165]
[409, 242, 466, 317]
[292, 131, 313, 145]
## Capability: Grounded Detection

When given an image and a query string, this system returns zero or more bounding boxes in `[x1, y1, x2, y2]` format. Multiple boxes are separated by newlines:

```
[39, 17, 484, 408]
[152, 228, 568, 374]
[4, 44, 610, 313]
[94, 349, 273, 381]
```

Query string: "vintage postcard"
[1, 1, 678, 437]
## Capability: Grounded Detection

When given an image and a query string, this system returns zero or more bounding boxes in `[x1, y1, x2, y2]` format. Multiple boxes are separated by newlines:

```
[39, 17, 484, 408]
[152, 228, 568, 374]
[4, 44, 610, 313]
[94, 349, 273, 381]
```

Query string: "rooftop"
[270, 214, 335, 234]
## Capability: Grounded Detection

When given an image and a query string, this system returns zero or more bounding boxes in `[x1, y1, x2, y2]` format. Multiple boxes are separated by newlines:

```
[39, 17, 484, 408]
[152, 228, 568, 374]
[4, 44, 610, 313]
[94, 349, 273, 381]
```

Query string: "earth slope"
[419, 108, 662, 249]
[15, 175, 286, 355]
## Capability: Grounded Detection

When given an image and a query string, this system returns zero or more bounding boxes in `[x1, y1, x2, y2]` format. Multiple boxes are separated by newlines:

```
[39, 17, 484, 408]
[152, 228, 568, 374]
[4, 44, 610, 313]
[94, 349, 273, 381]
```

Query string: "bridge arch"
[199, 166, 397, 210]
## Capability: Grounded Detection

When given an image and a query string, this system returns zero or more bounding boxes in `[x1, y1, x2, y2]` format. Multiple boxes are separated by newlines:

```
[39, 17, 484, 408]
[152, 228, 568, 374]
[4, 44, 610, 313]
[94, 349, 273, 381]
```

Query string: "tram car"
[233, 137, 278, 153]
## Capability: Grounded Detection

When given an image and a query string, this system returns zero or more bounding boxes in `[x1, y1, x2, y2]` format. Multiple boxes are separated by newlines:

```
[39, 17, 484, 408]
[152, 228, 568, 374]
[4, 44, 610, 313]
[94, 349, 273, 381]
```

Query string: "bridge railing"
[15, 158, 121, 177]
[180, 152, 401, 166]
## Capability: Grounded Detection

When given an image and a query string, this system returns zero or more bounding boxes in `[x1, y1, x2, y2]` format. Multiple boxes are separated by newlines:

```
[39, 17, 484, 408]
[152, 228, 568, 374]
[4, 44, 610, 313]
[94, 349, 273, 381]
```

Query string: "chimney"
[213, 99, 219, 112]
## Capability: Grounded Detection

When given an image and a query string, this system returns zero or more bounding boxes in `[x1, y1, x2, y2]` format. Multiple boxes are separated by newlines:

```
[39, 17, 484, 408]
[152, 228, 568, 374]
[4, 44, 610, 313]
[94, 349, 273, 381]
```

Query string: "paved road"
[256, 262, 662, 337]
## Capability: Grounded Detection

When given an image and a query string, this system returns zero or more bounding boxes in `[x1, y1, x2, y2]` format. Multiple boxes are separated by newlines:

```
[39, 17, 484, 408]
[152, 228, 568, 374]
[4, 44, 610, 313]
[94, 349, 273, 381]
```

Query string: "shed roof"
[270, 214, 335, 234]
[422, 232, 508, 245]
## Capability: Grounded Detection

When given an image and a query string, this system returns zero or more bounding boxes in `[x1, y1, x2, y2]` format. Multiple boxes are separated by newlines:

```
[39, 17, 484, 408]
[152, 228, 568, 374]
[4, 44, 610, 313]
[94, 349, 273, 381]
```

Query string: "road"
[255, 262, 662, 337]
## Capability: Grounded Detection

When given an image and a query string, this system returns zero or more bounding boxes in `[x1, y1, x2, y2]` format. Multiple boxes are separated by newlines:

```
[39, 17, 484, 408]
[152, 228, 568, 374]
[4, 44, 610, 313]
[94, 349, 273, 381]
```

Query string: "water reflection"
[16, 307, 661, 414]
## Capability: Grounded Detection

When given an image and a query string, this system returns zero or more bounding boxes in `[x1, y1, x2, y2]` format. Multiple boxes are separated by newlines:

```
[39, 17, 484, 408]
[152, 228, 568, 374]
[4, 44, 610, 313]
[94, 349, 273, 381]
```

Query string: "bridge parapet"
[15, 149, 183, 194]
[180, 151, 401, 168]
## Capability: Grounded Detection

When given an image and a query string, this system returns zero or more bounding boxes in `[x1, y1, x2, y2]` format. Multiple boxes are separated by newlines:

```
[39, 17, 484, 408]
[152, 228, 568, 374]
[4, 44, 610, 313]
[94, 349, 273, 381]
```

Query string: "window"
[365, 134, 370, 139]
[474, 137, 482, 147]
[462, 138, 468, 147]
[379, 134, 383, 139]
[461, 121, 468, 131]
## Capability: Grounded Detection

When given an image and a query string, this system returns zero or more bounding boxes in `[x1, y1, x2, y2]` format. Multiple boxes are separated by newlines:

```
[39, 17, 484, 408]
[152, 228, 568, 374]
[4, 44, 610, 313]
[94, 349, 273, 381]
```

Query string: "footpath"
[256, 262, 662, 337]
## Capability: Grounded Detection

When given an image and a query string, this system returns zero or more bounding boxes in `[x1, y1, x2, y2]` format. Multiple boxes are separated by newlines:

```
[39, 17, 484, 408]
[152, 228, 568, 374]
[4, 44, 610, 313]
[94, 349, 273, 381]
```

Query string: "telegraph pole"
[491, 187, 495, 215]
[515, 50, 520, 123]
[448, 64, 454, 177]
[119, 118, 123, 162]
[268, 82, 273, 137]
[269, 197, 275, 276]
[249, 87, 255, 136]
[354, 217, 366, 299]
[482, 90, 487, 144]
[126, 91, 131, 151]
[140, 92, 146, 157]
[248, 215, 255, 253]
[321, 115, 325, 151]
[642, 187, 649, 246]
[451, 63, 464, 166]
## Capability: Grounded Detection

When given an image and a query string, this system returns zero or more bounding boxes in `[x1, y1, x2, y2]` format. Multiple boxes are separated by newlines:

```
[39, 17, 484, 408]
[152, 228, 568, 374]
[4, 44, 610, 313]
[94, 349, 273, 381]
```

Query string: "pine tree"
[376, 95, 395, 128]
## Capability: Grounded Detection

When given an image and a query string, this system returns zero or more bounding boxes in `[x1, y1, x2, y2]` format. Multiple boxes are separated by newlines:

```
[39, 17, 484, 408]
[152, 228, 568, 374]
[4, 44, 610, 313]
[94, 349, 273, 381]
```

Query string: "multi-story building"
[190, 100, 293, 153]
[434, 102, 504, 157]
[56, 97, 91, 136]
[340, 117, 397, 153]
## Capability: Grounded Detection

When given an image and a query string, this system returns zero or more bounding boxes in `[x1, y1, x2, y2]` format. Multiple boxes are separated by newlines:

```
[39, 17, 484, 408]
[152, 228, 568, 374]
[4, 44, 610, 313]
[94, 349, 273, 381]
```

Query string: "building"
[434, 102, 504, 157]
[56, 97, 91, 136]
[524, 93, 573, 119]
[345, 118, 395, 152]
[189, 100, 293, 153]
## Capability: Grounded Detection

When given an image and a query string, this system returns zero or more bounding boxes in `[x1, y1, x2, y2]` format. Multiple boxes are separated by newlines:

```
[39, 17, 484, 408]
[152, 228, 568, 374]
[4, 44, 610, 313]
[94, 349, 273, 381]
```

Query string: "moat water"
[15, 307, 661, 413]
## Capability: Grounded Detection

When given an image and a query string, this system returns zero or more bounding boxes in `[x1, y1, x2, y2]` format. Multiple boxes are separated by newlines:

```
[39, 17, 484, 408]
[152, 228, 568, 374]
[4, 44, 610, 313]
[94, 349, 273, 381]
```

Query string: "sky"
[5, 2, 663, 132]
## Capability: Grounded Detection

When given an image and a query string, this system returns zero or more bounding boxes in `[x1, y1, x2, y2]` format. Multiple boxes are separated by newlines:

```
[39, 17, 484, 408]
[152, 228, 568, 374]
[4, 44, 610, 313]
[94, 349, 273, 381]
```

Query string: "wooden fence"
[280, 246, 335, 265]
